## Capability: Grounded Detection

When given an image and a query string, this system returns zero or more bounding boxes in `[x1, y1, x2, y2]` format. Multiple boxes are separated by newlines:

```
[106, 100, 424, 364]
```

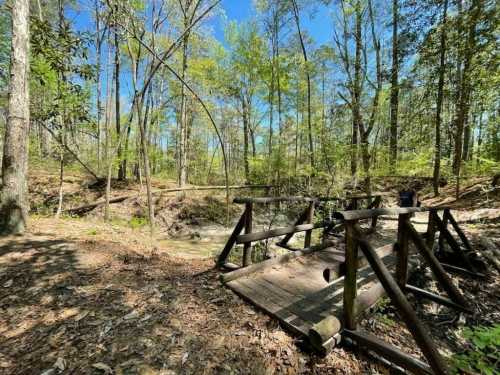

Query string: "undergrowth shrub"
[451, 324, 500, 375]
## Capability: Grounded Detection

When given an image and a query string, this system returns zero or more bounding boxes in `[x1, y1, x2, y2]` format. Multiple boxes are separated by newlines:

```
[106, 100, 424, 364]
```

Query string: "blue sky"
[211, 0, 332, 46]
[65, 0, 335, 101]
[68, 0, 333, 51]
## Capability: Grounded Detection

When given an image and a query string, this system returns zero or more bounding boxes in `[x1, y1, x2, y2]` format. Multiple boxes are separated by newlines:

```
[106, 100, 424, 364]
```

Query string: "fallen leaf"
[92, 362, 113, 374]
[123, 310, 140, 320]
[74, 310, 89, 321]
[3, 279, 13, 288]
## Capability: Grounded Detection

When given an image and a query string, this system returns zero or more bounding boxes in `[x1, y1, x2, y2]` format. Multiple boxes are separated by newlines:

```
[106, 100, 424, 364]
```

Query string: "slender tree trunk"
[178, 35, 189, 187]
[452, 0, 480, 176]
[55, 0, 65, 218]
[0, 0, 30, 234]
[114, 18, 125, 180]
[389, 0, 399, 170]
[242, 95, 250, 182]
[291, 0, 314, 175]
[137, 98, 155, 234]
[463, 108, 473, 161]
[351, 2, 362, 177]
[433, 0, 448, 197]
[95, 0, 102, 173]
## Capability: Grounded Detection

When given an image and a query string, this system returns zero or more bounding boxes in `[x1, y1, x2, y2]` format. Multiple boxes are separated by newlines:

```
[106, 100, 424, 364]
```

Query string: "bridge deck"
[223, 245, 399, 348]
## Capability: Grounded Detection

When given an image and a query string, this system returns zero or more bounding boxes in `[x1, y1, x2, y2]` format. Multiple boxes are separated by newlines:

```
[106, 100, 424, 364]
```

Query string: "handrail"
[334, 206, 447, 221]
[233, 193, 387, 205]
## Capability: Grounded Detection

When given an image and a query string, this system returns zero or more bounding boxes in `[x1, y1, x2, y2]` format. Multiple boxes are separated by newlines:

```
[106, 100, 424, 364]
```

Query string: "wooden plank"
[217, 211, 246, 266]
[243, 202, 253, 267]
[234, 196, 317, 204]
[335, 207, 440, 221]
[221, 242, 331, 283]
[251, 277, 330, 323]
[404, 220, 470, 309]
[346, 192, 391, 199]
[343, 330, 433, 375]
[344, 221, 358, 330]
[236, 222, 326, 244]
[227, 278, 311, 337]
[405, 284, 473, 314]
[353, 231, 450, 374]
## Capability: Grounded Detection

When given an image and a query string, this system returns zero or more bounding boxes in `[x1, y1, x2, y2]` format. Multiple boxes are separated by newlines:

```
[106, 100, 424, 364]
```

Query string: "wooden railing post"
[343, 220, 358, 330]
[279, 206, 309, 247]
[304, 201, 315, 248]
[396, 213, 410, 288]
[426, 210, 437, 251]
[242, 202, 253, 267]
[446, 210, 473, 252]
[438, 209, 449, 252]
[217, 210, 246, 267]
[370, 195, 382, 229]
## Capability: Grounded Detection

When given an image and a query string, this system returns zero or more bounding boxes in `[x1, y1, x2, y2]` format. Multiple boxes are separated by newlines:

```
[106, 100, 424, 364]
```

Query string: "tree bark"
[242, 95, 250, 182]
[432, 0, 448, 197]
[452, 0, 480, 175]
[291, 0, 314, 175]
[0, 0, 30, 235]
[351, 2, 362, 177]
[114, 14, 125, 180]
[95, 0, 103, 173]
[389, 0, 399, 170]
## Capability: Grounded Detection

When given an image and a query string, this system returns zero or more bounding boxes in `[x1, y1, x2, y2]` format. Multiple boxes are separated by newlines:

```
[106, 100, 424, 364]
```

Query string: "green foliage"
[451, 324, 500, 375]
[129, 217, 148, 229]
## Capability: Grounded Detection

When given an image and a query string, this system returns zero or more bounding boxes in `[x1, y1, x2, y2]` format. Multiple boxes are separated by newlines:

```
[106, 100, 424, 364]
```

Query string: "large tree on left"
[0, 0, 30, 235]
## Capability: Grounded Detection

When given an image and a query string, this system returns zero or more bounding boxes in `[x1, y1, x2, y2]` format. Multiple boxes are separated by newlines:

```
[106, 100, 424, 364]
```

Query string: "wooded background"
[0, 0, 498, 214]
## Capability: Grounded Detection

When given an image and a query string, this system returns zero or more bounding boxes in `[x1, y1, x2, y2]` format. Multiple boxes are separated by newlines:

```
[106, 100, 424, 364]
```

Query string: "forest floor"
[0, 170, 499, 374]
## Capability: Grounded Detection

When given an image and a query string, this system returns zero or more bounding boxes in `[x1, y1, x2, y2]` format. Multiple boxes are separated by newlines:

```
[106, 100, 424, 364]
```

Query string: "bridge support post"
[343, 220, 358, 330]
[243, 202, 253, 267]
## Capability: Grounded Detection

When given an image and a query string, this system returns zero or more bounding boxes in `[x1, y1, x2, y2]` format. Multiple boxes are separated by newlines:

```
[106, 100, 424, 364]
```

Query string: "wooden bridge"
[217, 195, 483, 374]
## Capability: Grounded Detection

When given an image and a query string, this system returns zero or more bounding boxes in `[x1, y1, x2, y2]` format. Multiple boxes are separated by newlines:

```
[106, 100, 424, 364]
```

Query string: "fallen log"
[65, 185, 272, 215]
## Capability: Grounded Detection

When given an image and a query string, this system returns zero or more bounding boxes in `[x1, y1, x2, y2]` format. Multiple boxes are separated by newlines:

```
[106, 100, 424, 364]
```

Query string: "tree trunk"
[432, 0, 448, 197]
[291, 0, 314, 175]
[242, 95, 250, 182]
[114, 18, 125, 180]
[137, 97, 154, 234]
[351, 2, 362, 178]
[452, 0, 480, 175]
[389, 0, 399, 171]
[95, 0, 102, 173]
[0, 0, 30, 235]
